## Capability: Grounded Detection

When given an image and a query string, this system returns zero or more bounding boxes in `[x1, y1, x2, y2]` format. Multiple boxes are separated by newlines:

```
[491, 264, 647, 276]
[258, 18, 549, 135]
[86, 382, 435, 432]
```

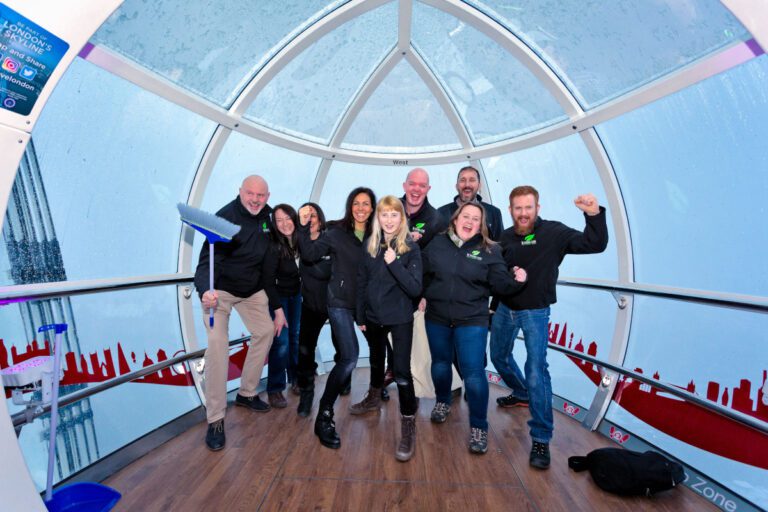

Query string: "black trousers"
[365, 321, 417, 415]
[296, 304, 348, 391]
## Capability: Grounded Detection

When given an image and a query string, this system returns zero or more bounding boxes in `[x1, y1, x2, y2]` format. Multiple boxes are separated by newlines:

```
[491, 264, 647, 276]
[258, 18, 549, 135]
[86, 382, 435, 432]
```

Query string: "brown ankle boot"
[349, 386, 382, 415]
[396, 414, 416, 462]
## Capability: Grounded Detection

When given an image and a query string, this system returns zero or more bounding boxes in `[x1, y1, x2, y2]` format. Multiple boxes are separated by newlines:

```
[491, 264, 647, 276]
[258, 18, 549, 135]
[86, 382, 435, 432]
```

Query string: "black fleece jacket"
[356, 237, 422, 326]
[262, 242, 301, 310]
[422, 233, 524, 327]
[401, 196, 448, 249]
[300, 250, 332, 313]
[297, 223, 365, 310]
[499, 207, 608, 311]
[437, 194, 504, 241]
[194, 198, 273, 299]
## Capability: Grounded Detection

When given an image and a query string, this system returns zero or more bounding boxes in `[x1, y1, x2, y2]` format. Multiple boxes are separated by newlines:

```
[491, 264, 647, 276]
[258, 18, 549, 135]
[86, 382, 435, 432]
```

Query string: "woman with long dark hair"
[422, 202, 527, 454]
[297, 187, 376, 449]
[294, 202, 349, 418]
[263, 204, 302, 408]
[353, 195, 422, 461]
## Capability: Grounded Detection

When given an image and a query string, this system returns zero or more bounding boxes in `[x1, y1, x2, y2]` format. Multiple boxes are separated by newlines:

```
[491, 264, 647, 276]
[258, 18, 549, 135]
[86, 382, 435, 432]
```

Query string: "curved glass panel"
[245, 2, 397, 144]
[92, 0, 349, 106]
[464, 0, 749, 107]
[341, 60, 462, 153]
[488, 286, 617, 410]
[317, 161, 463, 218]
[1, 58, 215, 285]
[482, 135, 618, 280]
[199, 131, 322, 215]
[412, 1, 567, 146]
[598, 56, 768, 295]
[3, 285, 199, 489]
[604, 296, 767, 509]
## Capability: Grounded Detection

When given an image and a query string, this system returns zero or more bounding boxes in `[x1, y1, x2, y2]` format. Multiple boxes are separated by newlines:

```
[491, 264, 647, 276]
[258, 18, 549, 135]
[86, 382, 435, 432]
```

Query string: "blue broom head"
[177, 203, 241, 243]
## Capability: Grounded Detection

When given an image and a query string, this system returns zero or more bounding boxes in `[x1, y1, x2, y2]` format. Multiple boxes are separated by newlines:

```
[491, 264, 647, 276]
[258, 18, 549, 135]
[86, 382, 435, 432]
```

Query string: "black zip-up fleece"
[401, 195, 448, 249]
[262, 241, 301, 310]
[194, 197, 272, 299]
[499, 207, 608, 311]
[299, 252, 332, 313]
[422, 232, 524, 327]
[356, 237, 422, 326]
[297, 223, 365, 310]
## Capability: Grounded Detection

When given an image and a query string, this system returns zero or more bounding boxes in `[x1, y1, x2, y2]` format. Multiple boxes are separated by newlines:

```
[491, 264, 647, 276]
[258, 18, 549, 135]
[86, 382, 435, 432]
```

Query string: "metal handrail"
[2, 274, 765, 311]
[0, 273, 194, 304]
[9, 332, 766, 436]
[546, 342, 768, 435]
[10, 337, 248, 429]
[558, 277, 768, 312]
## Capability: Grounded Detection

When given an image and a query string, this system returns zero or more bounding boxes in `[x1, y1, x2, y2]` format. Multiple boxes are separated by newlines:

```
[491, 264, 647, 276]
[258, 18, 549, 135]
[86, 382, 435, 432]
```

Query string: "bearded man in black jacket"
[437, 165, 503, 241]
[491, 185, 608, 470]
[194, 175, 286, 451]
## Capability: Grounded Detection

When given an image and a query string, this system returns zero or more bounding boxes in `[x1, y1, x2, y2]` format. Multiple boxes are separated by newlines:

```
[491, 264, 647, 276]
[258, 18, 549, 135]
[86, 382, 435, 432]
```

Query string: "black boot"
[314, 406, 341, 449]
[297, 389, 314, 418]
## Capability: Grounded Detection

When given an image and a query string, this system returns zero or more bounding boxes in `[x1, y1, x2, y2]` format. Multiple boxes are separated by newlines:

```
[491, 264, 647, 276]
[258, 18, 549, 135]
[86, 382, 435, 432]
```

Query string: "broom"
[177, 203, 241, 328]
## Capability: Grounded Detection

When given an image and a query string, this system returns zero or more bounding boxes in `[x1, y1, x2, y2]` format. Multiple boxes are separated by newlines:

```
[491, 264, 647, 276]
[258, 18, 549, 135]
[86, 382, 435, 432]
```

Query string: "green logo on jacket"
[521, 233, 536, 246]
[467, 249, 483, 261]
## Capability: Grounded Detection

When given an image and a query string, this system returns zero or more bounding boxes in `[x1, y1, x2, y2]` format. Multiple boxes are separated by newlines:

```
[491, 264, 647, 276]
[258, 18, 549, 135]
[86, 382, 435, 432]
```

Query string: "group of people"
[193, 166, 608, 469]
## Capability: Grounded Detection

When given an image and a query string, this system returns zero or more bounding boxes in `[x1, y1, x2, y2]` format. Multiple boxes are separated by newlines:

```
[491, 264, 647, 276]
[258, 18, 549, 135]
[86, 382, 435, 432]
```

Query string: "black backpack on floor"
[568, 448, 686, 496]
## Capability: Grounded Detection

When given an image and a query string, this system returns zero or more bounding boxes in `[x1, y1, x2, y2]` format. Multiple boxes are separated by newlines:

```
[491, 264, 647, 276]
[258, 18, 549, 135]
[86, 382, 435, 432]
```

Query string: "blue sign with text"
[0, 3, 69, 116]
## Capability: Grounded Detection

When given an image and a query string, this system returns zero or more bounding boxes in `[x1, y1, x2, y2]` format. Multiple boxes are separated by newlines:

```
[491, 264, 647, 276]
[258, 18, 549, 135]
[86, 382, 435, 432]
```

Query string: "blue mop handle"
[39, 323, 67, 502]
[209, 242, 215, 328]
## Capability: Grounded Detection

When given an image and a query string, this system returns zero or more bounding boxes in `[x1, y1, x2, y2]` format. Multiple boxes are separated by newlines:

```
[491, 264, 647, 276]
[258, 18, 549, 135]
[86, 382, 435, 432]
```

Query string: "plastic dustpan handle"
[209, 243, 215, 328]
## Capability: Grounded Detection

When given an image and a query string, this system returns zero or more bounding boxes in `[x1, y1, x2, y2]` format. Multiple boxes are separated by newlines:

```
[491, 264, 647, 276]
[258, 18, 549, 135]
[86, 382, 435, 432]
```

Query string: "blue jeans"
[267, 294, 302, 393]
[319, 307, 360, 410]
[489, 304, 553, 443]
[425, 320, 489, 430]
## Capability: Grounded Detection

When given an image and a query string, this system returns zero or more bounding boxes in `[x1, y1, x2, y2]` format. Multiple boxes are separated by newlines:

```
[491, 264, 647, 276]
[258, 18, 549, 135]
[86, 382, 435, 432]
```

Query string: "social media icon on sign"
[3, 97, 16, 108]
[20, 66, 37, 80]
[2, 57, 20, 74]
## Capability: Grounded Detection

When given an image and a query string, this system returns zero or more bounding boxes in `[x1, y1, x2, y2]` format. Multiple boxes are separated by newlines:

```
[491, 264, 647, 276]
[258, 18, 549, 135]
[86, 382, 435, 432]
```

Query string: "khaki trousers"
[203, 289, 273, 423]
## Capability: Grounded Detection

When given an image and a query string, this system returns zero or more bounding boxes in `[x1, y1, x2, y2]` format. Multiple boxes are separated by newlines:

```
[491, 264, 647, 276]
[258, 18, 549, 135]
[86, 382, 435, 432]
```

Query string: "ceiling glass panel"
[318, 162, 461, 219]
[245, 2, 398, 144]
[598, 56, 768, 295]
[464, 0, 750, 108]
[412, 1, 567, 146]
[341, 59, 463, 153]
[482, 135, 618, 280]
[1, 58, 215, 285]
[92, 0, 348, 106]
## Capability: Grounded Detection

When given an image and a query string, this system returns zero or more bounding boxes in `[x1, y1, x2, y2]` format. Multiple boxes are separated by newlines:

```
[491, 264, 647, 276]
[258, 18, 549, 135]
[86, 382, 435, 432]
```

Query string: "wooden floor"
[104, 369, 714, 511]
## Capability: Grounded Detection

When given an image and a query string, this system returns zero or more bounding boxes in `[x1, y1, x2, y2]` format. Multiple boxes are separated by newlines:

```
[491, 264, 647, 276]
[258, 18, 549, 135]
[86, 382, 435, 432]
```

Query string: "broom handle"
[45, 331, 63, 501]
[209, 242, 215, 328]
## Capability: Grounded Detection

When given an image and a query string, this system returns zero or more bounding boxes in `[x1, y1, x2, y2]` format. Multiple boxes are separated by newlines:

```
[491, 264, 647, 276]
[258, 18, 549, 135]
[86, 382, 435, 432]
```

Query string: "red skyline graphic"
[1, 337, 252, 399]
[549, 321, 768, 470]
[2, 325, 767, 470]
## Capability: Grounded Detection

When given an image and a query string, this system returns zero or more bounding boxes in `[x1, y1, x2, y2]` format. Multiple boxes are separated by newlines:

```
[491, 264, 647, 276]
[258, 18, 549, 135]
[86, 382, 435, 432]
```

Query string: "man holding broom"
[194, 175, 286, 451]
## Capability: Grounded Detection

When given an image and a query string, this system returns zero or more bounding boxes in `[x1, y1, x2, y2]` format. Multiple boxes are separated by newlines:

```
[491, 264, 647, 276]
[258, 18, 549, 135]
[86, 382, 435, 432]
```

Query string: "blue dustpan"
[44, 482, 121, 512]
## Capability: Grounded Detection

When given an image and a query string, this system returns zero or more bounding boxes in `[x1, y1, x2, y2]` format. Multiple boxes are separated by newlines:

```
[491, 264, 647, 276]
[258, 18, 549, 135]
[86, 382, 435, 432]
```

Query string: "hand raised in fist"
[574, 194, 600, 216]
[384, 246, 396, 264]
